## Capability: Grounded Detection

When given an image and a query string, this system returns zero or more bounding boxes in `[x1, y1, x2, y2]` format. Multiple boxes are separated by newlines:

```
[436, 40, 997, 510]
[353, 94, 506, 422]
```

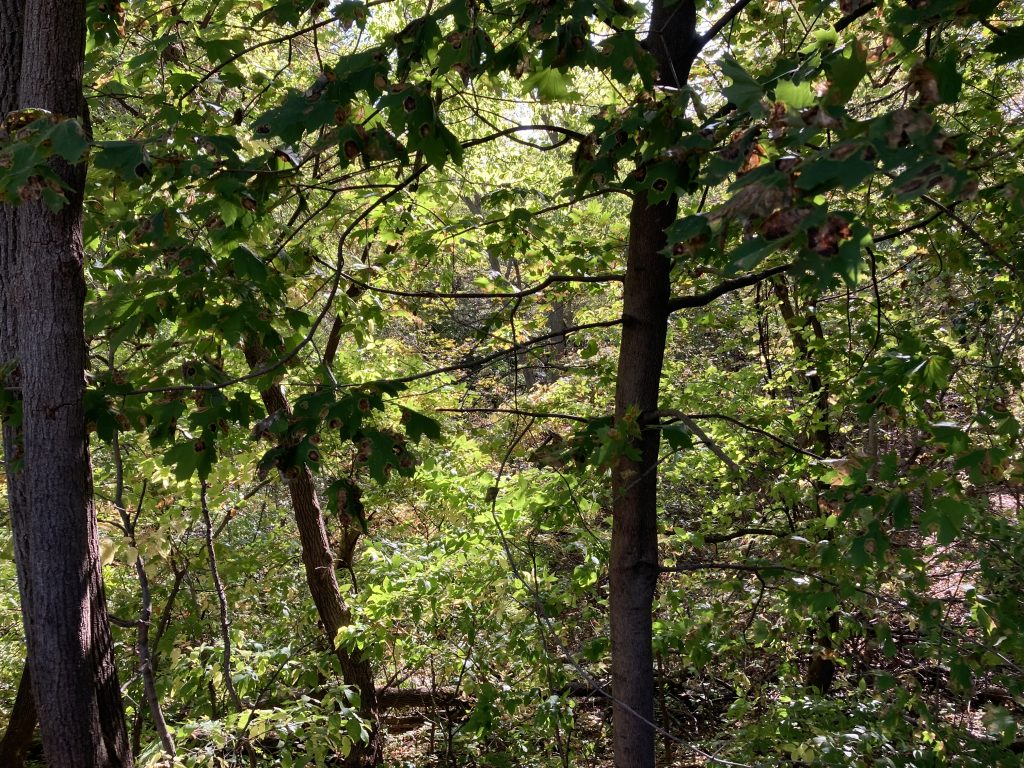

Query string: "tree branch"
[384, 318, 623, 386]
[660, 410, 824, 460]
[341, 272, 623, 302]
[667, 263, 792, 313]
[700, 0, 758, 46]
[436, 406, 592, 423]
[657, 411, 739, 472]
[834, 0, 878, 32]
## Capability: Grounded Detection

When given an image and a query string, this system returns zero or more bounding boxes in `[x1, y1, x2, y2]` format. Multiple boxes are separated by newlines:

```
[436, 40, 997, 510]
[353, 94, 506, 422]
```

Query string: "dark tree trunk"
[244, 341, 378, 763]
[608, 2, 696, 766]
[0, 0, 28, 620]
[0, 664, 36, 768]
[0, 1, 134, 765]
[610, 195, 675, 768]
[0, 4, 36, 763]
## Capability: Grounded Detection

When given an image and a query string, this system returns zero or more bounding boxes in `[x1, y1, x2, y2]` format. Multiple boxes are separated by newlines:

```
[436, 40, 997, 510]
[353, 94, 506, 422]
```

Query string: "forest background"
[1, 0, 1023, 766]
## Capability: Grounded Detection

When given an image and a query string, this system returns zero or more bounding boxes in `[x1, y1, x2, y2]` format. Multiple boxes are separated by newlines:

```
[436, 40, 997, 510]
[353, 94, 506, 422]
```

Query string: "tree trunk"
[244, 341, 377, 762]
[0, 4, 36, 763]
[0, 663, 36, 768]
[608, 2, 696, 766]
[1, 1, 134, 765]
[772, 276, 831, 454]
[610, 194, 675, 768]
[771, 277, 841, 692]
[0, 0, 28, 633]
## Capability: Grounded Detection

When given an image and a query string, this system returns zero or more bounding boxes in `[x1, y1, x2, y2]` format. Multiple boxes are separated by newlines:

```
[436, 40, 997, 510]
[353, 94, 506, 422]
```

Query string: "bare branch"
[667, 263, 792, 313]
[342, 272, 623, 302]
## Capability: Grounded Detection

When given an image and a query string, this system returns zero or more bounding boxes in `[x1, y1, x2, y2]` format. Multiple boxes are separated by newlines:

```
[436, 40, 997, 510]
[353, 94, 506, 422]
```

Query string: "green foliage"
[2, 0, 1023, 763]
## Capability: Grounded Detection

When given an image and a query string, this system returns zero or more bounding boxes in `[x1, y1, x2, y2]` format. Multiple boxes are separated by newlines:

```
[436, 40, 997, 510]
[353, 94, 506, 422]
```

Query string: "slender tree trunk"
[244, 341, 377, 763]
[0, 5, 36, 763]
[772, 277, 841, 692]
[772, 276, 831, 454]
[0, 664, 36, 768]
[1, 1, 133, 765]
[0, 0, 29, 650]
[608, 2, 696, 766]
[610, 194, 675, 768]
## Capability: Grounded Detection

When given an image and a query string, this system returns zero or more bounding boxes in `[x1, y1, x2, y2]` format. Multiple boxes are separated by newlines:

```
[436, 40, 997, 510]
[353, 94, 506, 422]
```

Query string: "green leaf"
[232, 245, 269, 283]
[399, 407, 441, 443]
[726, 237, 779, 274]
[522, 68, 571, 101]
[921, 497, 969, 544]
[46, 119, 90, 164]
[721, 57, 763, 113]
[986, 26, 1024, 63]
[327, 478, 367, 532]
[92, 141, 150, 180]
[796, 153, 875, 193]
[775, 80, 816, 108]
[164, 440, 200, 480]
[926, 52, 963, 103]
[662, 423, 693, 451]
[825, 44, 868, 104]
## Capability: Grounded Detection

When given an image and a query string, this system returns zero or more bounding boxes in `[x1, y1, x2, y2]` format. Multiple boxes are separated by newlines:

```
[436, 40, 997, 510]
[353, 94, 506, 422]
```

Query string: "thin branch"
[436, 406, 592, 423]
[460, 123, 587, 149]
[874, 208, 946, 243]
[382, 318, 623, 386]
[663, 411, 824, 460]
[659, 412, 739, 472]
[183, 17, 338, 100]
[700, 527, 788, 544]
[201, 480, 242, 711]
[667, 263, 791, 313]
[834, 0, 878, 32]
[111, 429, 175, 758]
[340, 272, 623, 302]
[700, 0, 758, 46]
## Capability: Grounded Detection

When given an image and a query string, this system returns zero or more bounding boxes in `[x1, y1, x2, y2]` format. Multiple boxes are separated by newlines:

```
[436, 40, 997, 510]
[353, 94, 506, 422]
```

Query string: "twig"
[201, 479, 242, 711]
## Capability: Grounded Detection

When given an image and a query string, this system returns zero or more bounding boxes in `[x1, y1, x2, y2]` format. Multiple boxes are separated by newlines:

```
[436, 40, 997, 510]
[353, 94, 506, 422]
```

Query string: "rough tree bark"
[0, 0, 134, 765]
[608, 2, 697, 766]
